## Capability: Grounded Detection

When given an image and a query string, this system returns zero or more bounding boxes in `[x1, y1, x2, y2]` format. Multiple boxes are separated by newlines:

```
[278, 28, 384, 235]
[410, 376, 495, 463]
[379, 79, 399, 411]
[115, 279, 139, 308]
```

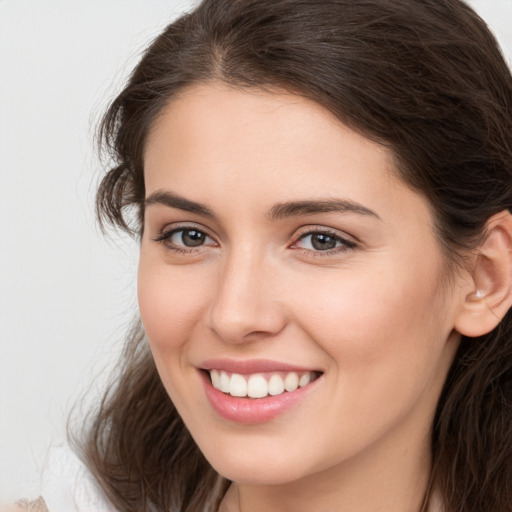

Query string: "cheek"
[137, 256, 208, 355]
[283, 260, 453, 458]
[291, 252, 450, 380]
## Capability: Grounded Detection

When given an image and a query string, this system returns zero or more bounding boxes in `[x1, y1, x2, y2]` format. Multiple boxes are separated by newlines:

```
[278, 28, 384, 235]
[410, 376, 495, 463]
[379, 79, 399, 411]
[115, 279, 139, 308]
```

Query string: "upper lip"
[199, 358, 321, 374]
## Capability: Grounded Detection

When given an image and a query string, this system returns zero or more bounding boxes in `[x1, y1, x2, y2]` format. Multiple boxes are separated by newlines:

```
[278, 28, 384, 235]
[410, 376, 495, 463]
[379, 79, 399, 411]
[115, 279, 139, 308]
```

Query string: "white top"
[40, 444, 114, 512]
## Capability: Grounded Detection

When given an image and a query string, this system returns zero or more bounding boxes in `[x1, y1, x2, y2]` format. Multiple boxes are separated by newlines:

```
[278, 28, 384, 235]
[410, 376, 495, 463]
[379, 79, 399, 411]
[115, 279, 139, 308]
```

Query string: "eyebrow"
[268, 199, 381, 221]
[145, 190, 380, 221]
[145, 190, 215, 218]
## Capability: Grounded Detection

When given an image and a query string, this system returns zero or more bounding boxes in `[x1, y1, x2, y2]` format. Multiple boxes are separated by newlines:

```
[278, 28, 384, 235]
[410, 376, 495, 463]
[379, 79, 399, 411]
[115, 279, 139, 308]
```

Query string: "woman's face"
[139, 83, 464, 485]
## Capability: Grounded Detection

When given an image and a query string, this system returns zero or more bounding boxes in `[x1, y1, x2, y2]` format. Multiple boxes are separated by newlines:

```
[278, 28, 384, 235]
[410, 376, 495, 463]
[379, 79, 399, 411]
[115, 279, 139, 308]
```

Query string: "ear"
[454, 210, 512, 338]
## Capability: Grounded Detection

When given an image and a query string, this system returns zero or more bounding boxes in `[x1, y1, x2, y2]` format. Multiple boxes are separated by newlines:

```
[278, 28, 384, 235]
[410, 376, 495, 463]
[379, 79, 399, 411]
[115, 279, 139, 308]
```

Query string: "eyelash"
[152, 225, 216, 254]
[152, 226, 357, 257]
[292, 229, 357, 256]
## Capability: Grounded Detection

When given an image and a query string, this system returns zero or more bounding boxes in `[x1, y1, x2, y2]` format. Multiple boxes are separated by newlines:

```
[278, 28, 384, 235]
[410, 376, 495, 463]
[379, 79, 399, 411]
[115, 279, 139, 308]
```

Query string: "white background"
[0, 0, 511, 504]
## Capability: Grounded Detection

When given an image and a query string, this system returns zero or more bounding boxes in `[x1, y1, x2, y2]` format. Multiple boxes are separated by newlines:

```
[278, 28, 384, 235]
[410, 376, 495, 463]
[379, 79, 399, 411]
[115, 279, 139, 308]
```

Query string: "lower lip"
[200, 371, 320, 424]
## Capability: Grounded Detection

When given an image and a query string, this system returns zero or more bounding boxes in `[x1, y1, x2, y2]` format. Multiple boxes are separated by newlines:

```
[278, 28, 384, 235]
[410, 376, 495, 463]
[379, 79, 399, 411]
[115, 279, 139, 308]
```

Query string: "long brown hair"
[76, 1, 512, 510]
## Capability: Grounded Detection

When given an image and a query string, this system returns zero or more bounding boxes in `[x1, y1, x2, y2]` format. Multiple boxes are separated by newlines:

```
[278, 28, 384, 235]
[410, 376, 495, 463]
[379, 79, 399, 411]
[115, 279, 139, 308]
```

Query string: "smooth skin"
[138, 82, 512, 512]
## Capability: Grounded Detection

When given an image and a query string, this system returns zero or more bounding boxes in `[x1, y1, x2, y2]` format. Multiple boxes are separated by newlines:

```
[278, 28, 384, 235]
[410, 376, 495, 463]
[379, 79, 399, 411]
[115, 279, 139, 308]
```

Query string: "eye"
[170, 228, 210, 247]
[153, 227, 215, 250]
[293, 230, 356, 253]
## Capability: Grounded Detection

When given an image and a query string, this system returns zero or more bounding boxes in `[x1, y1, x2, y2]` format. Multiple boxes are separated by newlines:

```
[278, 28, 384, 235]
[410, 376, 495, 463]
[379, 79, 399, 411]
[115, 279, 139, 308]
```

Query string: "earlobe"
[454, 210, 512, 338]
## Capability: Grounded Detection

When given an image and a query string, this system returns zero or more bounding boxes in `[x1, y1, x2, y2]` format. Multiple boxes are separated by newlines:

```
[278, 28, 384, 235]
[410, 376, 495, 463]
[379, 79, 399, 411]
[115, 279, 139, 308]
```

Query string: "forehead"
[146, 82, 389, 155]
[146, 84, 390, 182]
[143, 82, 430, 227]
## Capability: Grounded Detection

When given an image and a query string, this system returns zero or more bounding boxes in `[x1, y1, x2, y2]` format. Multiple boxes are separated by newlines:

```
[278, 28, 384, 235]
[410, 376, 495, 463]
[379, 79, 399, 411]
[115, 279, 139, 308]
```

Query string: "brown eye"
[154, 227, 215, 249]
[176, 229, 206, 247]
[309, 233, 337, 250]
[294, 230, 357, 253]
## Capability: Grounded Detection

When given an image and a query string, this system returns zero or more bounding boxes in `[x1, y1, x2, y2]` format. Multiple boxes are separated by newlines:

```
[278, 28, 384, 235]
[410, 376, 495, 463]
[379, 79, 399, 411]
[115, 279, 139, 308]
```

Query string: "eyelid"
[292, 225, 357, 243]
[151, 222, 357, 256]
[152, 223, 218, 249]
[289, 225, 358, 253]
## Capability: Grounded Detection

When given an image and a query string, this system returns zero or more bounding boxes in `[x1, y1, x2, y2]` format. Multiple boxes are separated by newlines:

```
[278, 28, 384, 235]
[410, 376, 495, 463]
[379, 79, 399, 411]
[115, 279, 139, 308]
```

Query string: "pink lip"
[199, 358, 318, 374]
[199, 366, 322, 424]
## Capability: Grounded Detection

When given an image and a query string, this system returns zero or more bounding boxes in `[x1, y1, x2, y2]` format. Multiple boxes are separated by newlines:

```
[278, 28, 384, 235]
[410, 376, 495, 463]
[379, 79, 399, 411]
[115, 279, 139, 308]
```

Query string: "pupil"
[182, 230, 204, 247]
[312, 233, 336, 250]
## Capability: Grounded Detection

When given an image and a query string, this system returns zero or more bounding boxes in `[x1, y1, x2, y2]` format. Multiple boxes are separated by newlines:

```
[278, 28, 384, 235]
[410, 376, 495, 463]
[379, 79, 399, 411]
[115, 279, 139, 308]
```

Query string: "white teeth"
[219, 371, 231, 393]
[268, 374, 285, 396]
[284, 372, 299, 392]
[209, 370, 318, 398]
[299, 373, 311, 387]
[247, 375, 268, 398]
[229, 373, 247, 397]
[211, 369, 221, 389]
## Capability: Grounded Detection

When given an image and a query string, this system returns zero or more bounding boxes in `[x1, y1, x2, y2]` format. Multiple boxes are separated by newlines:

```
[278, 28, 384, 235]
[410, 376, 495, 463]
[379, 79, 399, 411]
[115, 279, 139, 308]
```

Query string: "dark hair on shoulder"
[77, 1, 512, 510]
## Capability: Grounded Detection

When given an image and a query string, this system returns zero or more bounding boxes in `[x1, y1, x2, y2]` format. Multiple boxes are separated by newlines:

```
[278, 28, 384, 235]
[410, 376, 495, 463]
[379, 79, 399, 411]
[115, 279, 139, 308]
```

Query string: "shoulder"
[4, 498, 49, 512]
[39, 443, 115, 512]
[0, 498, 48, 512]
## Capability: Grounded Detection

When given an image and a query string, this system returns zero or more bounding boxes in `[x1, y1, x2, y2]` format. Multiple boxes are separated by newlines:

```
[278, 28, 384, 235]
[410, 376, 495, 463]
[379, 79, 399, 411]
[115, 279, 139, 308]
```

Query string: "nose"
[207, 249, 287, 344]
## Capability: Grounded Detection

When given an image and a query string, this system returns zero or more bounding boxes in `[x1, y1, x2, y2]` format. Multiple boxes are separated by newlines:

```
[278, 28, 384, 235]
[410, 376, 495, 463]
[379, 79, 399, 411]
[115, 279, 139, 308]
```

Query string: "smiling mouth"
[206, 369, 322, 399]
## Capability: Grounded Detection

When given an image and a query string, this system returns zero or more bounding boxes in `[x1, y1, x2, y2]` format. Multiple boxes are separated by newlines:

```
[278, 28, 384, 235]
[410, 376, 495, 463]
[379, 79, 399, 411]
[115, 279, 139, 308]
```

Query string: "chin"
[215, 463, 305, 486]
[201, 446, 310, 485]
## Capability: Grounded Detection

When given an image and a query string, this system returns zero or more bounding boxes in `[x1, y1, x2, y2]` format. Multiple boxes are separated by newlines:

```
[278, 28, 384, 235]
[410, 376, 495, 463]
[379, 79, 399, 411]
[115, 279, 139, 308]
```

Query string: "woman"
[26, 0, 512, 511]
